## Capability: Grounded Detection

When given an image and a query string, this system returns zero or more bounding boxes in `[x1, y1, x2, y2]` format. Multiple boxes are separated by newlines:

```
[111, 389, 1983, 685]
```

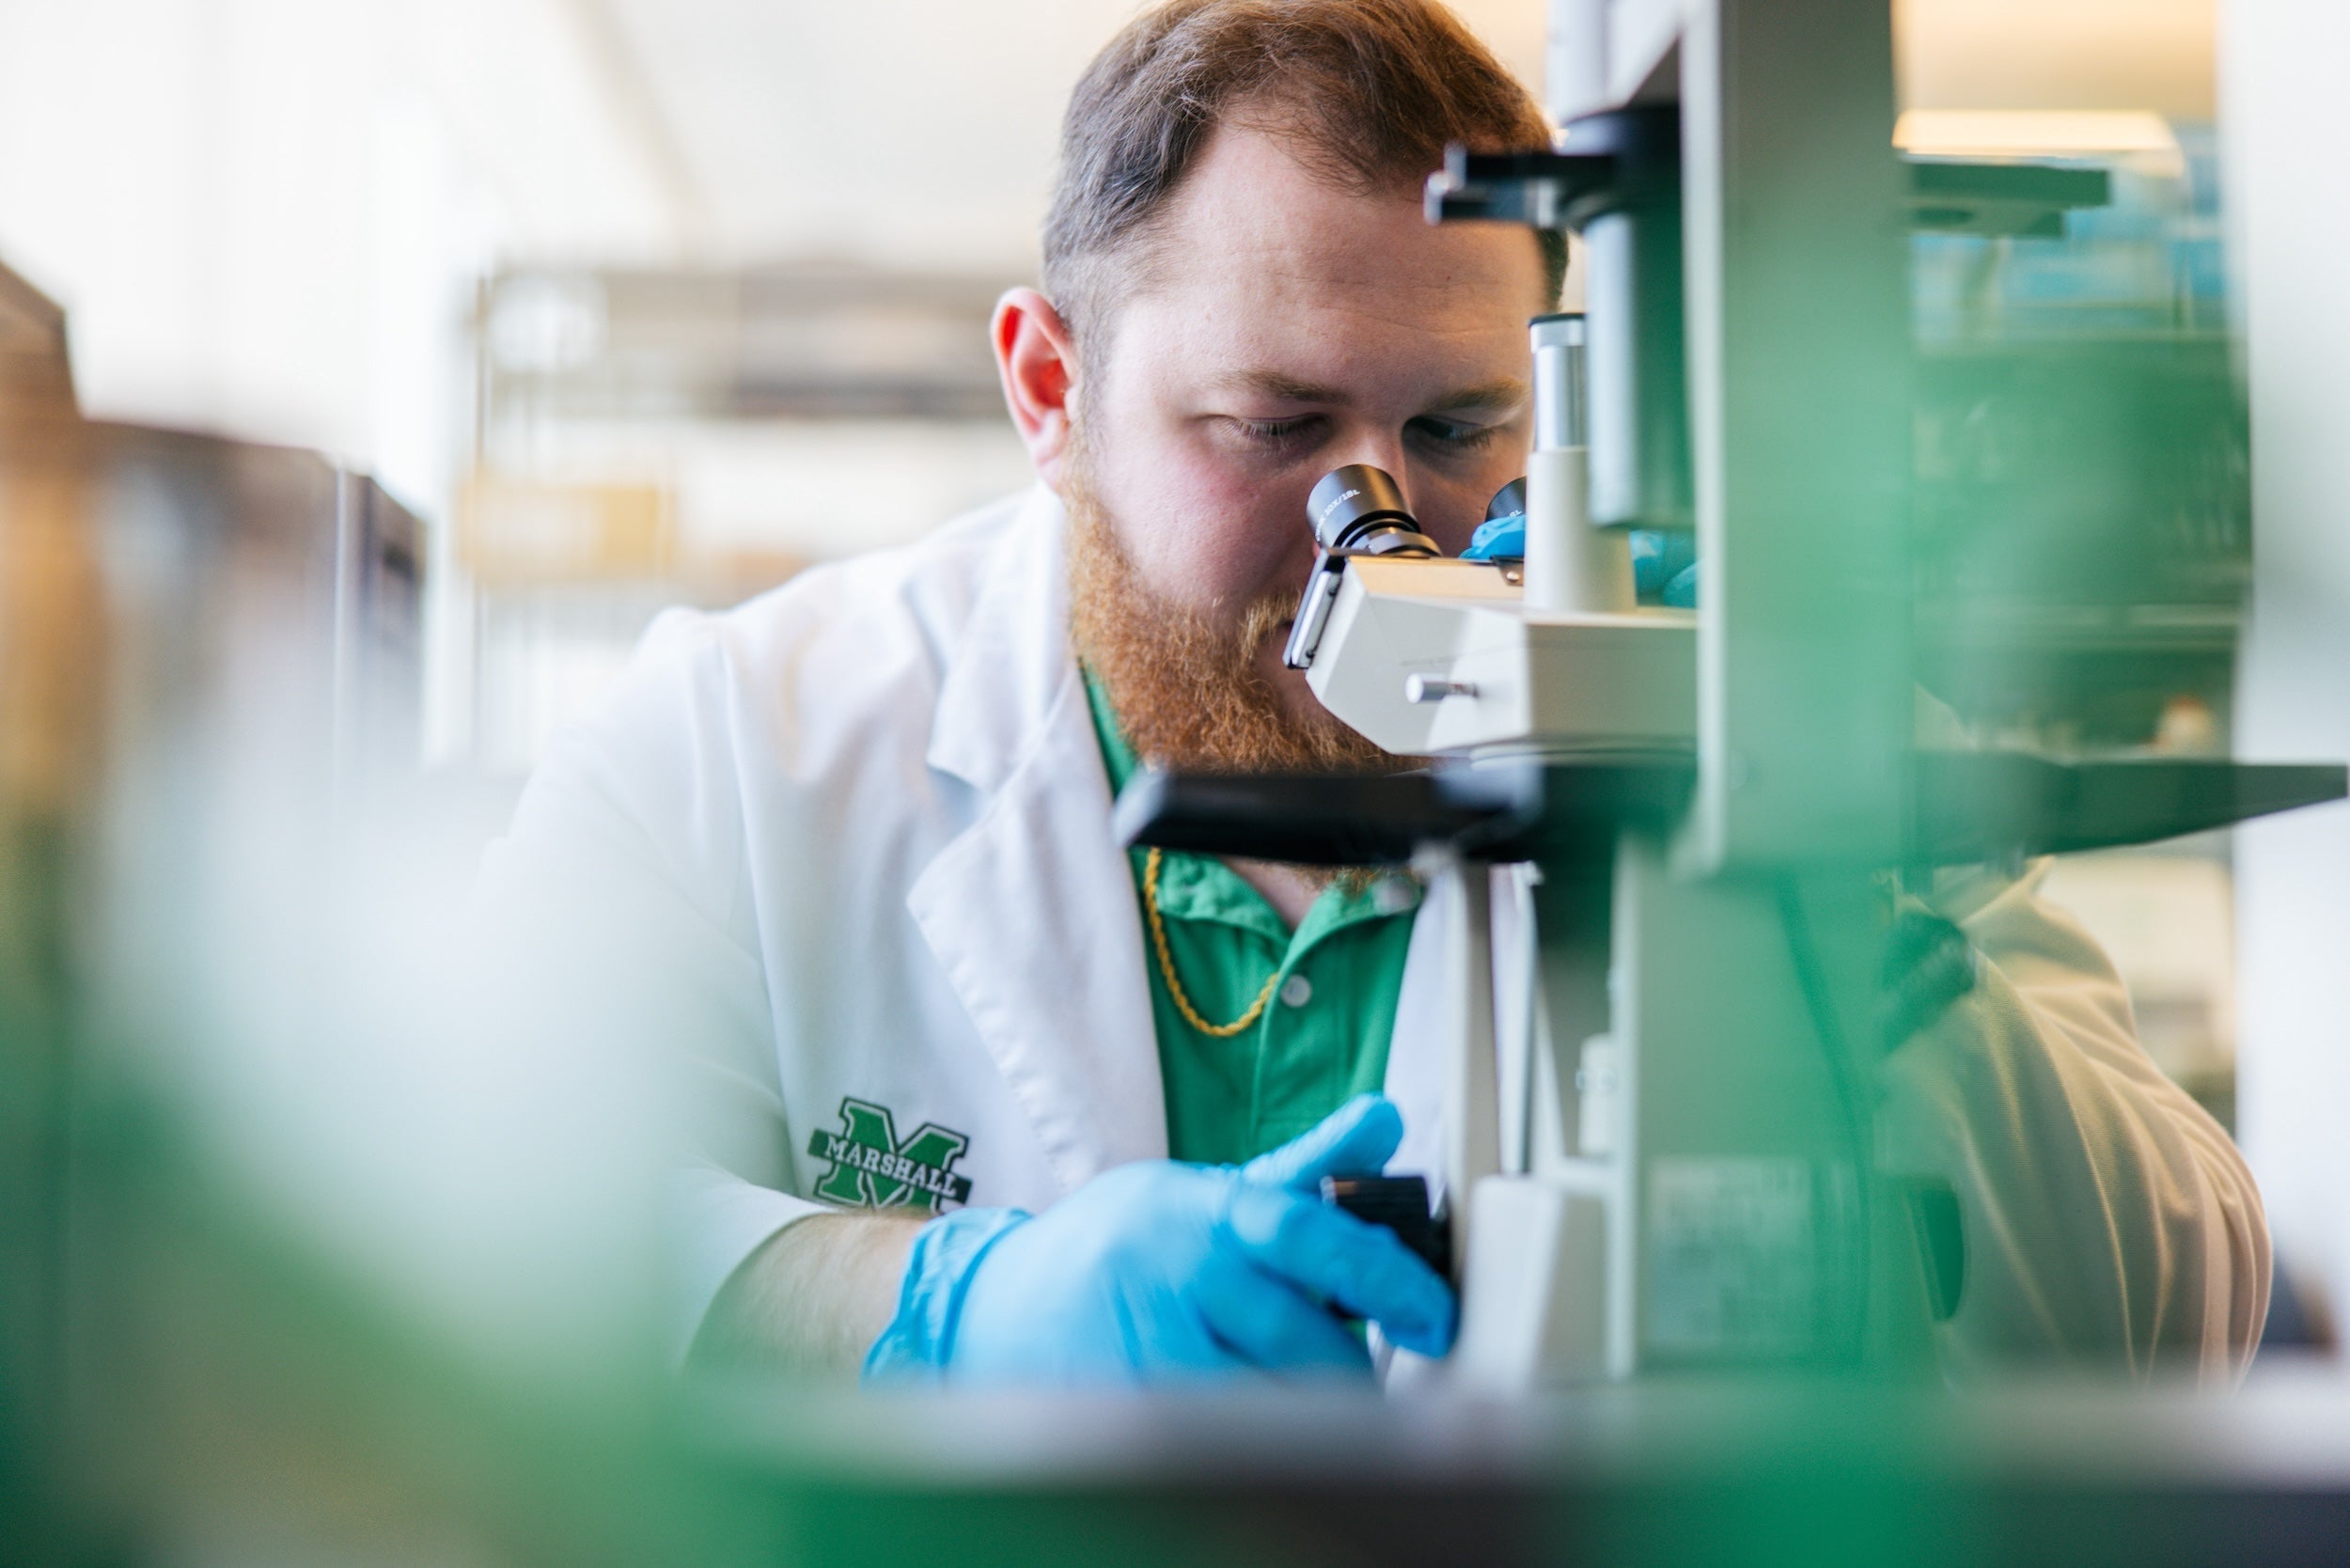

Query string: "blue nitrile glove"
[1630, 529, 1699, 606]
[1462, 511, 1526, 561]
[861, 1094, 1456, 1384]
[1465, 519, 1700, 607]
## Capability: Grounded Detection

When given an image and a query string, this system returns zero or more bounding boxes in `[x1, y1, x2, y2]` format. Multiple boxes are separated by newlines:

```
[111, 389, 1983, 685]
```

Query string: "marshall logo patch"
[806, 1096, 973, 1213]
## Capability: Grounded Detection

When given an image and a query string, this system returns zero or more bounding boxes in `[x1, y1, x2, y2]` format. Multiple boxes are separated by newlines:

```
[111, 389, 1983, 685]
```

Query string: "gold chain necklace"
[1142, 846, 1281, 1038]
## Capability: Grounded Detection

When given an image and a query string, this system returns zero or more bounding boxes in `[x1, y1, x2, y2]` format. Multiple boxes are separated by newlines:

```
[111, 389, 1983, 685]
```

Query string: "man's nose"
[1324, 433, 1418, 512]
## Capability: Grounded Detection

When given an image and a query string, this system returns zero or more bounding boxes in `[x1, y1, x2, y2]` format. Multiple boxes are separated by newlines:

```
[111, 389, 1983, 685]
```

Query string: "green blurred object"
[691, 1376, 2350, 1568]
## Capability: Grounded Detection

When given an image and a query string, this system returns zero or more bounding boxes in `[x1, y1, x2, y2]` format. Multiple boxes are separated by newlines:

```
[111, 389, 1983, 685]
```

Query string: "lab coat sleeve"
[1875, 861, 2268, 1382]
[472, 609, 829, 1356]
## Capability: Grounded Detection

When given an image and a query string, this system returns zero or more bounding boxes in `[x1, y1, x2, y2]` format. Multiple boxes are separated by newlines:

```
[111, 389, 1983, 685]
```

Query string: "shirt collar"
[1084, 665, 1143, 801]
[1082, 666, 1423, 935]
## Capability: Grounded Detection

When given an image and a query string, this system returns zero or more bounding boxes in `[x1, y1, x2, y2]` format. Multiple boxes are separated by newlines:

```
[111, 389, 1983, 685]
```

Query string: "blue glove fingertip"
[1381, 1282, 1459, 1358]
[1241, 1093, 1402, 1191]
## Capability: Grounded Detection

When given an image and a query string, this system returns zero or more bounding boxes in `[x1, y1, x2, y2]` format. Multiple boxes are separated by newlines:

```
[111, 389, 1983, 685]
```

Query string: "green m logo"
[806, 1097, 974, 1213]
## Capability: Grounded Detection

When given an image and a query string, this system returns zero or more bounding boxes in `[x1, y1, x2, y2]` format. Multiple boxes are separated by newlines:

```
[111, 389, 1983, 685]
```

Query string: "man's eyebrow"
[1211, 369, 1354, 405]
[1426, 378, 1530, 415]
[1206, 372, 1531, 413]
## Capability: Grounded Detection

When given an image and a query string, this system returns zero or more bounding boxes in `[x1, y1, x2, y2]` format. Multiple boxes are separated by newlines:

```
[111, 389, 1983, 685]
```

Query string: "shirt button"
[1279, 974, 1314, 1008]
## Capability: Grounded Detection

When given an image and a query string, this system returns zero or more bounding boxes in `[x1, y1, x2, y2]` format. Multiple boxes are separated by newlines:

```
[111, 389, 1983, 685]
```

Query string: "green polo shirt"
[1086, 673, 1421, 1167]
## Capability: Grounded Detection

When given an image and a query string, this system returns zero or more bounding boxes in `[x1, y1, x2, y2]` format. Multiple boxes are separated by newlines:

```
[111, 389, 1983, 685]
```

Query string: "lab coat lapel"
[907, 488, 1167, 1193]
[1385, 865, 1528, 1197]
[1387, 876, 1452, 1182]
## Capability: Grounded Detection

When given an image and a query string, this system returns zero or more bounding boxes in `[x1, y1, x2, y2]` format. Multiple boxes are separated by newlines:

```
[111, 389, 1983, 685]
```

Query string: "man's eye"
[1410, 416, 1502, 451]
[1225, 416, 1320, 449]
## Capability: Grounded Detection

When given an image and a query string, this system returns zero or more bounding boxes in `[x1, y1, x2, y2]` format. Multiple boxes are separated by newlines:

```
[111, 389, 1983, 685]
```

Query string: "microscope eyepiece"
[1308, 465, 1438, 557]
[1283, 465, 1440, 671]
[1485, 477, 1528, 523]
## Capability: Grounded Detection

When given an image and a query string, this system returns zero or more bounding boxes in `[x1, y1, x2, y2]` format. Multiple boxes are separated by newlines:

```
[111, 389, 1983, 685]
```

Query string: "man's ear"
[992, 287, 1080, 491]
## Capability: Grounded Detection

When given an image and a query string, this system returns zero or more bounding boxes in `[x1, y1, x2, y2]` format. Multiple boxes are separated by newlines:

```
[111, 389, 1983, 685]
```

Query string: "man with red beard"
[483, 0, 2267, 1382]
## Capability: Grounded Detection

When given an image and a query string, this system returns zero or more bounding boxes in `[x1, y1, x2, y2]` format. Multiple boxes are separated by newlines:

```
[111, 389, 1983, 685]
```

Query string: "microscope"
[1115, 3, 2346, 1388]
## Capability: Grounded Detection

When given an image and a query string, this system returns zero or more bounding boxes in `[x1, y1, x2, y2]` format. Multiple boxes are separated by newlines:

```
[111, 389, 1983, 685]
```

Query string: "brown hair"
[1042, 0, 1565, 353]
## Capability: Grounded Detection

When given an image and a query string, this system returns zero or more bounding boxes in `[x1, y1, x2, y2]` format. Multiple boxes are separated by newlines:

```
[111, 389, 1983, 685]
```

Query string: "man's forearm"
[690, 1212, 925, 1376]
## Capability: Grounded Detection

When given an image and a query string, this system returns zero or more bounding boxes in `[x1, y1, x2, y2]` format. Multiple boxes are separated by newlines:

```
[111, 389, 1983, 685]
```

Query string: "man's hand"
[1880, 901, 1981, 1054]
[866, 1094, 1456, 1383]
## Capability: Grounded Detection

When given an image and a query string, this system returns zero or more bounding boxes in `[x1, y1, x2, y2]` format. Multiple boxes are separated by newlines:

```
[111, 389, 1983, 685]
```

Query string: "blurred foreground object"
[0, 252, 431, 1561]
[0, 259, 693, 1567]
[2225, 0, 2350, 1368]
[0, 255, 99, 1568]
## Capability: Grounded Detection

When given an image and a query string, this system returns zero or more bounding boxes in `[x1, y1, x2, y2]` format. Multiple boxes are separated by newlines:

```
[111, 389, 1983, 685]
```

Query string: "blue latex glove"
[1629, 529, 1700, 606]
[1463, 517, 1699, 608]
[1461, 511, 1526, 561]
[862, 1094, 1456, 1384]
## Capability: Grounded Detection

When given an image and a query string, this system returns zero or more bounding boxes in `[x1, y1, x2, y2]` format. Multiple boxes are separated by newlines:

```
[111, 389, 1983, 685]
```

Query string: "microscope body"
[1296, 495, 1910, 1390]
[1290, 77, 1927, 1391]
[1123, 0, 2346, 1394]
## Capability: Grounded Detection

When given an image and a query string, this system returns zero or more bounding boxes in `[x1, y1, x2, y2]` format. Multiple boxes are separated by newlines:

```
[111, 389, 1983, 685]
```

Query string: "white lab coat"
[478, 484, 2267, 1378]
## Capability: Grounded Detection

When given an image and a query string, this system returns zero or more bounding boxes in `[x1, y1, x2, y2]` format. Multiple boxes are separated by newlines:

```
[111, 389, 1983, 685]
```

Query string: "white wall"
[2221, 0, 2350, 1325]
[0, 0, 1548, 478]
[1898, 0, 2216, 117]
[0, 0, 718, 767]
[0, 0, 687, 500]
[596, 0, 1546, 273]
